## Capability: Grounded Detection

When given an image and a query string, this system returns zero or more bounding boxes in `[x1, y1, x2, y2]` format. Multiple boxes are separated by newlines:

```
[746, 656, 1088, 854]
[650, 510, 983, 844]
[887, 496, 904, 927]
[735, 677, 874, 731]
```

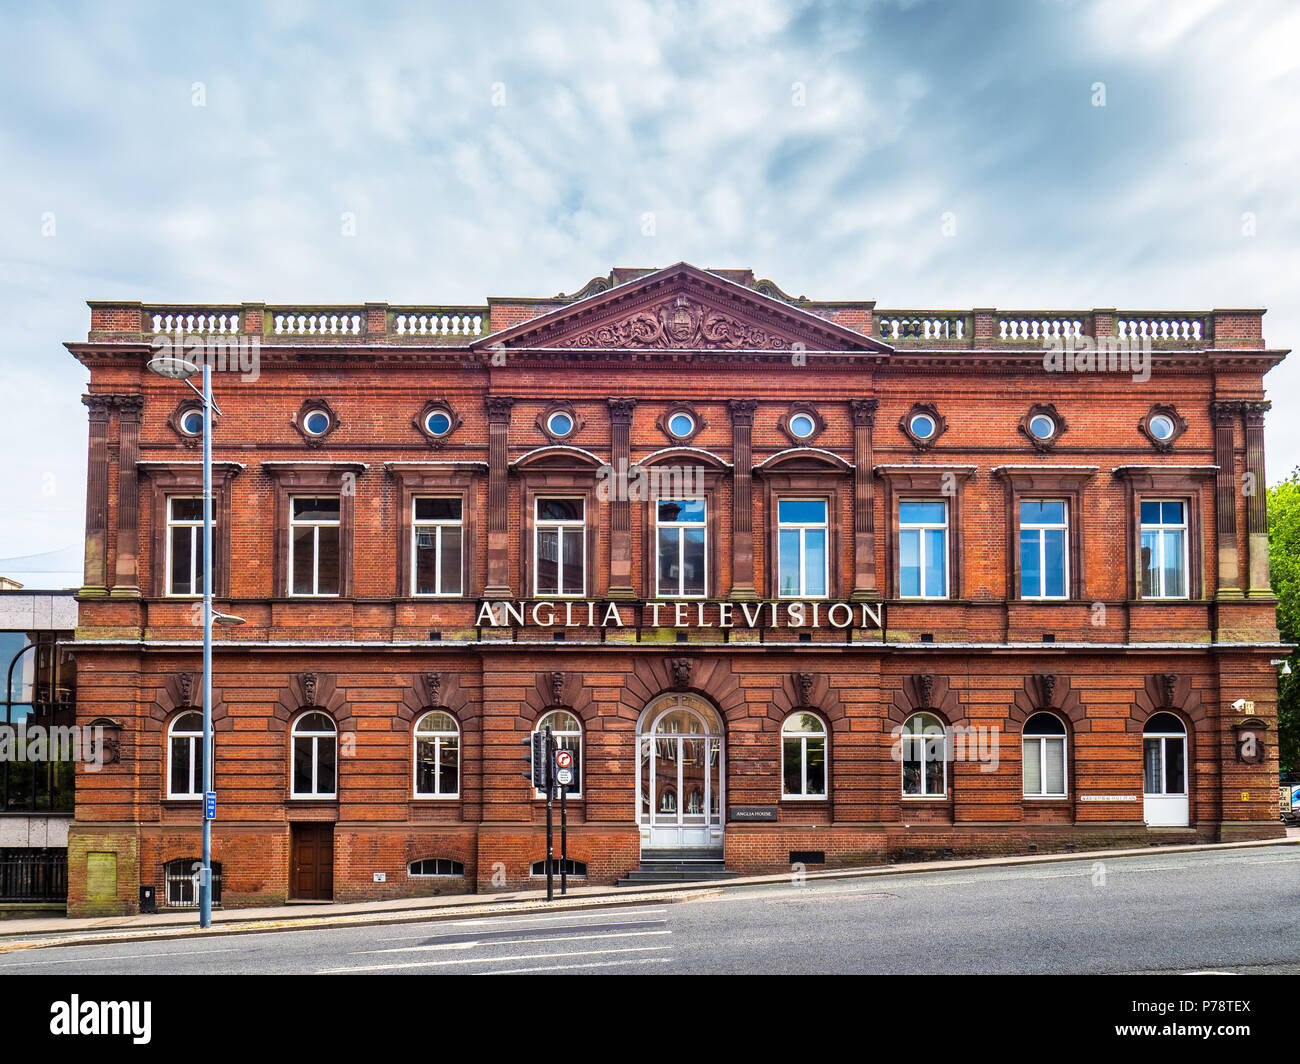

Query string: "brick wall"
[64, 269, 1286, 913]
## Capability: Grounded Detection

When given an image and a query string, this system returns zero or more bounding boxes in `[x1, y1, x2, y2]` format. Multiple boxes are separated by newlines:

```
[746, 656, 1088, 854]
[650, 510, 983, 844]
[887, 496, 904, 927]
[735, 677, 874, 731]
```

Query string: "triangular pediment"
[472, 263, 890, 355]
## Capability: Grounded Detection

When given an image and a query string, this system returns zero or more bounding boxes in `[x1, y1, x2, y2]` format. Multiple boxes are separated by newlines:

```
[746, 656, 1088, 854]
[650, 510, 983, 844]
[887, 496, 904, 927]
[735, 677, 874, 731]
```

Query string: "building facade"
[66, 263, 1287, 915]
[0, 588, 77, 910]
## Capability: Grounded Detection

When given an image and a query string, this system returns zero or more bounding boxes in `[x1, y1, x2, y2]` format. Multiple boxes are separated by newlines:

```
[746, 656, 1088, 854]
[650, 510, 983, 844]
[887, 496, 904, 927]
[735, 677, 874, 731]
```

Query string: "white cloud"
[0, 0, 1297, 585]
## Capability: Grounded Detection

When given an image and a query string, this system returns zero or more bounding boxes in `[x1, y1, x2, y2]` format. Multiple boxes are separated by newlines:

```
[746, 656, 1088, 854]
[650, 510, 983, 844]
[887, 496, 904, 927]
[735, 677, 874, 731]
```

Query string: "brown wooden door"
[290, 823, 334, 900]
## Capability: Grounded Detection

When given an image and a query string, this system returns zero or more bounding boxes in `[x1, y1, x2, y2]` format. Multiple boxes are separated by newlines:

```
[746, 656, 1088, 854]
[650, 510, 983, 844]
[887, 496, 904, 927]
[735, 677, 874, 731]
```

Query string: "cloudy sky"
[1, 0, 1296, 587]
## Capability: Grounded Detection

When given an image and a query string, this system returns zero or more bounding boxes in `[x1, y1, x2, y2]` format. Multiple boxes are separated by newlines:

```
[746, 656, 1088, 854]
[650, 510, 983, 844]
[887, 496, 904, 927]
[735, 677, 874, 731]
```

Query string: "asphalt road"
[3, 847, 1298, 975]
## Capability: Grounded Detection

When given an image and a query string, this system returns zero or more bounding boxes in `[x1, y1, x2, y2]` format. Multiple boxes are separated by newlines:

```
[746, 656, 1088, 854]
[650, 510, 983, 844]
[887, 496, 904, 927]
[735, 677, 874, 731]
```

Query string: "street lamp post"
[146, 353, 243, 928]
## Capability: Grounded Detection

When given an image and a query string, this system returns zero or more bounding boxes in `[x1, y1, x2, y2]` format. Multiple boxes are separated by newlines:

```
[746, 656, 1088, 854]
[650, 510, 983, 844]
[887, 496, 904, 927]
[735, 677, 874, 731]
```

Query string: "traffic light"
[521, 731, 549, 790]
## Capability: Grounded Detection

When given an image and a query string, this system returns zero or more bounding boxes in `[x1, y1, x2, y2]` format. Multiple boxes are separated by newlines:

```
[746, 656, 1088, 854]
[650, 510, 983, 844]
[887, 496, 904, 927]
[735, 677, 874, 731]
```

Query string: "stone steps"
[616, 852, 737, 886]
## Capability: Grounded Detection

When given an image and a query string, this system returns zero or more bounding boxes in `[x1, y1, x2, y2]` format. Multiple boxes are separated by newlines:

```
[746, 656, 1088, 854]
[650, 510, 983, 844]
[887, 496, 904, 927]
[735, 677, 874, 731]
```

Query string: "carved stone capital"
[1210, 399, 1243, 425]
[82, 394, 113, 420]
[849, 398, 879, 426]
[607, 398, 637, 423]
[728, 398, 758, 424]
[485, 396, 515, 421]
[1241, 400, 1271, 427]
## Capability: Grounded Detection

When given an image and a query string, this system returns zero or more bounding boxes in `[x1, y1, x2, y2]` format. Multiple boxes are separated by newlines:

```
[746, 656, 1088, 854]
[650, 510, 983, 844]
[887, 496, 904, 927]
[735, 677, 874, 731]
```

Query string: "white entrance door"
[637, 696, 724, 850]
[1143, 713, 1189, 827]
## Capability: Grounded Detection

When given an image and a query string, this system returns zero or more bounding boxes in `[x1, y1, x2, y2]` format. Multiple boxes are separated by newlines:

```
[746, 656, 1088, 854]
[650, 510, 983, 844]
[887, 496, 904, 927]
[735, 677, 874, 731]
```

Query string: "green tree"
[1268, 467, 1300, 775]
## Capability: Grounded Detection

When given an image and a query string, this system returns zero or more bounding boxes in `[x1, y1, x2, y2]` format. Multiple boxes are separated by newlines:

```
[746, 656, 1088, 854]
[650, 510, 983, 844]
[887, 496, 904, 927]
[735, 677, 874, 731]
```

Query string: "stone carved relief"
[572, 296, 792, 351]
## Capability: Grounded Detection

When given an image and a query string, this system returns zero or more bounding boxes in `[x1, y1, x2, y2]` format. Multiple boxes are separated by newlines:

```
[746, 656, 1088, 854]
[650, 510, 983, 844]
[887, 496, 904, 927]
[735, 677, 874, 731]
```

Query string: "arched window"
[163, 857, 222, 908]
[781, 713, 828, 799]
[414, 711, 459, 798]
[1022, 712, 1067, 797]
[900, 712, 947, 797]
[534, 710, 581, 797]
[1143, 712, 1187, 797]
[291, 711, 337, 799]
[167, 710, 204, 800]
[531, 858, 587, 878]
[408, 858, 464, 877]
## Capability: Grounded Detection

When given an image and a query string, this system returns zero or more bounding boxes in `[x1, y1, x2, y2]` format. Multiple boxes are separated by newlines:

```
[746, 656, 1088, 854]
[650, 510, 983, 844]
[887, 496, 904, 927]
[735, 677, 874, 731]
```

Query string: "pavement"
[0, 828, 1294, 954]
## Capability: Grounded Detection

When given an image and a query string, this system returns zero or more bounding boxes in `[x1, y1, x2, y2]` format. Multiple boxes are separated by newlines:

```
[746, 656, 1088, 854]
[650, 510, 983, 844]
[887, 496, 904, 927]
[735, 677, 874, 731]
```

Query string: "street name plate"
[1078, 794, 1138, 802]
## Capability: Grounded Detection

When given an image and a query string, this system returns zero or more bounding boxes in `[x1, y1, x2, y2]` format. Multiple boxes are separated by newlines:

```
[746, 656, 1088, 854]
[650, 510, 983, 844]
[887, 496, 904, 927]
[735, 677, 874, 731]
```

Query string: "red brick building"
[65, 262, 1288, 914]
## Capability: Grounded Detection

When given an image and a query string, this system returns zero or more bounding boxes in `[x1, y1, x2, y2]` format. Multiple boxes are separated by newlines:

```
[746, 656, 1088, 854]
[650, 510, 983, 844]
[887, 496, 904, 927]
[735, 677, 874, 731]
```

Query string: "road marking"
[349, 941, 481, 955]
[375, 908, 669, 939]
[765, 892, 897, 905]
[0, 948, 238, 968]
[318, 944, 671, 974]
[352, 929, 671, 955]
[479, 957, 675, 975]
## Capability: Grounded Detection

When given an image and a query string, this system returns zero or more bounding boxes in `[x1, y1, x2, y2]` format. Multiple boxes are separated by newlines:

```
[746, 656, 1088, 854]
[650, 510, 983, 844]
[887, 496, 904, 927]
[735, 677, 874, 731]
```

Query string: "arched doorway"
[637, 694, 725, 851]
[1142, 712, 1189, 826]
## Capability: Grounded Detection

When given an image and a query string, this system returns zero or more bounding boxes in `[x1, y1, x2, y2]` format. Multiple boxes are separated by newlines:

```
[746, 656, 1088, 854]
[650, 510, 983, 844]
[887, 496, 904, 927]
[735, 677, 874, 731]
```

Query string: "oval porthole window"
[789, 412, 817, 439]
[1148, 413, 1175, 441]
[909, 412, 936, 440]
[667, 411, 695, 438]
[546, 410, 575, 437]
[303, 409, 332, 436]
[425, 409, 453, 437]
[1028, 413, 1056, 440]
[179, 408, 204, 436]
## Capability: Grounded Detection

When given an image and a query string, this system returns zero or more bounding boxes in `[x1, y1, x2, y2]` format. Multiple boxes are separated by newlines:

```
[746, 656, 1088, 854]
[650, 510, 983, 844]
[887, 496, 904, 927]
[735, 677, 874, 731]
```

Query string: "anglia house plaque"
[730, 805, 779, 822]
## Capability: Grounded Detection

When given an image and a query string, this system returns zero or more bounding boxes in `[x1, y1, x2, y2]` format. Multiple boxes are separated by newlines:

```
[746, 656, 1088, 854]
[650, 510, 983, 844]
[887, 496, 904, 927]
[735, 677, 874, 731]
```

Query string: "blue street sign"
[204, 792, 216, 820]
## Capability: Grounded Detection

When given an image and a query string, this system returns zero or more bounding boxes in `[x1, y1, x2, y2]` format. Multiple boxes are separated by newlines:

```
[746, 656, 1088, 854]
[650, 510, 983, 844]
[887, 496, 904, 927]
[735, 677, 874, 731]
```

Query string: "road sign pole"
[560, 775, 568, 896]
[544, 725, 554, 902]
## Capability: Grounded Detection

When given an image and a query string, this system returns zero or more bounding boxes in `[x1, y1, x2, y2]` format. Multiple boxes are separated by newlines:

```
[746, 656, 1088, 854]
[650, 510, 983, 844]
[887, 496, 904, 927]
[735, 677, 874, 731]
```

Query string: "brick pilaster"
[607, 398, 636, 599]
[1211, 400, 1243, 599]
[484, 396, 514, 597]
[849, 398, 879, 599]
[110, 395, 144, 597]
[81, 395, 112, 596]
[728, 399, 758, 599]
[1242, 400, 1272, 596]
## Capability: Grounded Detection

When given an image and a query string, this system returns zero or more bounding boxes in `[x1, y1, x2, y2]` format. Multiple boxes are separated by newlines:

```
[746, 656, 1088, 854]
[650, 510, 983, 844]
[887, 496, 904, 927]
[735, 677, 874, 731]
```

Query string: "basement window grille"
[163, 858, 222, 908]
[409, 858, 464, 877]
[789, 851, 826, 865]
[530, 858, 587, 878]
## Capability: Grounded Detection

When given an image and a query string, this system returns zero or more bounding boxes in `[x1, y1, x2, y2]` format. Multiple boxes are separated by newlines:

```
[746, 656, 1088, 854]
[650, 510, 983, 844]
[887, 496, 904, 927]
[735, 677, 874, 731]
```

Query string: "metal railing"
[0, 851, 68, 903]
[163, 860, 223, 908]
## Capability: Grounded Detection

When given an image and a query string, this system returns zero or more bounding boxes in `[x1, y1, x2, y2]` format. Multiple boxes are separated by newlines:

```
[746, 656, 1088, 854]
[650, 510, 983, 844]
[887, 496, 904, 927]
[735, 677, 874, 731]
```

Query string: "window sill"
[780, 795, 828, 802]
[901, 795, 949, 801]
[1023, 795, 1070, 801]
[412, 795, 460, 801]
